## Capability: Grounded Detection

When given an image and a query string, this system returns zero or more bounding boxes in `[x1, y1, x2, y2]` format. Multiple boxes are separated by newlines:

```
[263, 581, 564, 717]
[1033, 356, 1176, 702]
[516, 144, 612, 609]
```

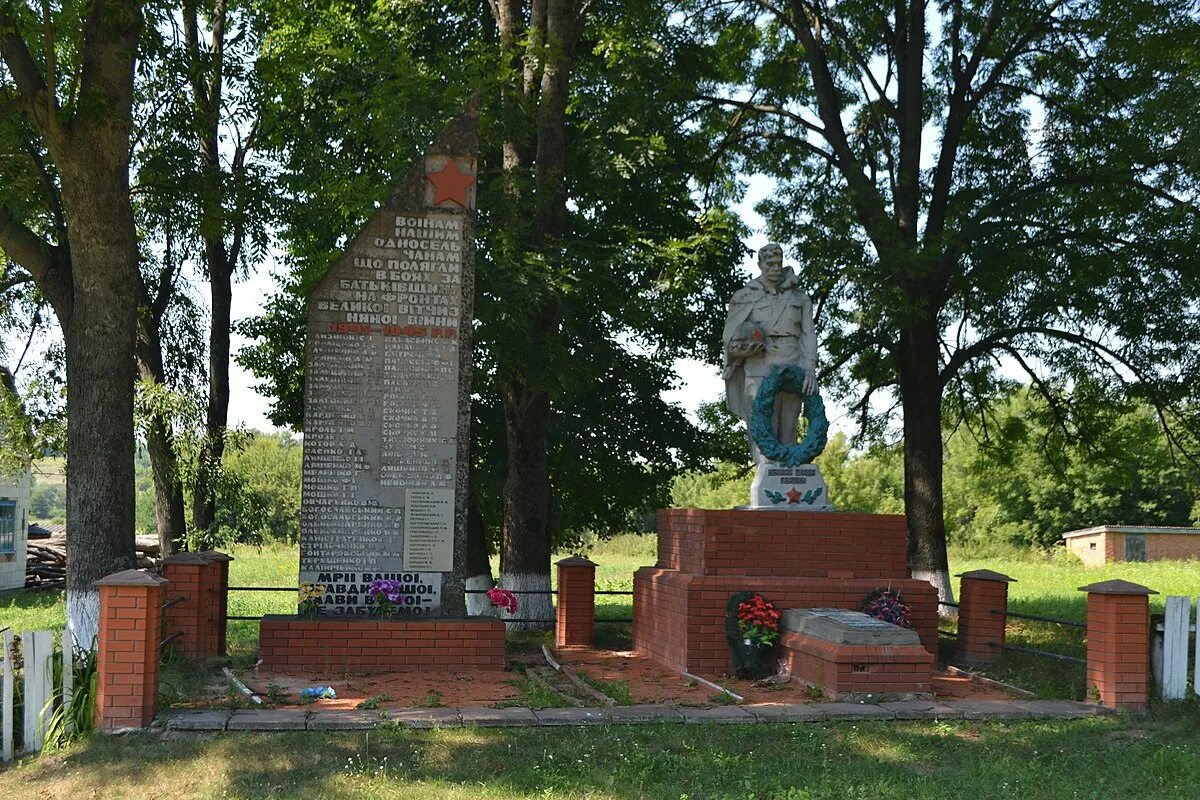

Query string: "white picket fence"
[1153, 596, 1199, 701]
[0, 627, 72, 761]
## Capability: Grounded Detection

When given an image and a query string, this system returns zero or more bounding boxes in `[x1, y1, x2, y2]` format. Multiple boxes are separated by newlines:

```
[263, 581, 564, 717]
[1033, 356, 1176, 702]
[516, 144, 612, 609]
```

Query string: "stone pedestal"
[258, 616, 505, 673]
[633, 510, 937, 677]
[749, 463, 833, 510]
[779, 609, 933, 699]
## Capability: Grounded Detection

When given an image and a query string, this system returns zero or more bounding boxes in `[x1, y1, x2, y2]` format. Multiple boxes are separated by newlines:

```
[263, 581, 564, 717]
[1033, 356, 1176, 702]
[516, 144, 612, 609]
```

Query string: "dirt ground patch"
[235, 648, 1016, 710]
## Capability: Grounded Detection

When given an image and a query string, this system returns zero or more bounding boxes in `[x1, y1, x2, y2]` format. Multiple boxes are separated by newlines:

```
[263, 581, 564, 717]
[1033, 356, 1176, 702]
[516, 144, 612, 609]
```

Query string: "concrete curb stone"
[533, 707, 612, 726]
[815, 703, 895, 721]
[384, 708, 464, 728]
[679, 706, 758, 724]
[608, 704, 685, 724]
[307, 710, 383, 730]
[227, 709, 310, 731]
[164, 710, 234, 732]
[460, 706, 538, 727]
[747, 704, 826, 723]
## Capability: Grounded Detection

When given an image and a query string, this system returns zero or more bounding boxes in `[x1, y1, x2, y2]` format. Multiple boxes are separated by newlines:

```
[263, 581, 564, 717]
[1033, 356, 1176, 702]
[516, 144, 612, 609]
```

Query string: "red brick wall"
[633, 568, 937, 677]
[780, 631, 933, 696]
[259, 616, 506, 672]
[656, 509, 908, 579]
[1145, 534, 1200, 562]
[161, 556, 225, 661]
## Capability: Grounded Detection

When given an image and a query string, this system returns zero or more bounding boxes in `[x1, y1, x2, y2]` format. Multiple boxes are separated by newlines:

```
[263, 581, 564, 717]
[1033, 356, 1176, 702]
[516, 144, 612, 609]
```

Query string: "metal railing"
[938, 600, 1086, 665]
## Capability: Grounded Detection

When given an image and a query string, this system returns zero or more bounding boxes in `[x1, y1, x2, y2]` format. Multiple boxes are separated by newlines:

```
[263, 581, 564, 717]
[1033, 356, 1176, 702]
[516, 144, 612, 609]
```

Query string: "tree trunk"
[59, 172, 140, 648]
[465, 500, 496, 617]
[899, 318, 954, 605]
[192, 255, 231, 538]
[499, 377, 554, 628]
[136, 315, 188, 555]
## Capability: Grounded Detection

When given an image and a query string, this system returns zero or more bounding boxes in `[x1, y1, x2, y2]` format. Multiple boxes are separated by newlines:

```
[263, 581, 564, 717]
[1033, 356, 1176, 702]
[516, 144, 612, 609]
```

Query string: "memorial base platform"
[259, 616, 505, 673]
[632, 509, 937, 677]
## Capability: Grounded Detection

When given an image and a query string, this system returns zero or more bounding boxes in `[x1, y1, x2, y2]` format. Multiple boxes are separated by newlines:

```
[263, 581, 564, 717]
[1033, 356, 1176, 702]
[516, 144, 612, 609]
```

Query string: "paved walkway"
[161, 699, 1108, 732]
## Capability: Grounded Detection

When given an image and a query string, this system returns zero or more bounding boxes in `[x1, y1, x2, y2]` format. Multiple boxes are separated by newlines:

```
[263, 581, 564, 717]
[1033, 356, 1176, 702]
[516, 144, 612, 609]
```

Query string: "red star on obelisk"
[785, 487, 802, 504]
[426, 158, 476, 207]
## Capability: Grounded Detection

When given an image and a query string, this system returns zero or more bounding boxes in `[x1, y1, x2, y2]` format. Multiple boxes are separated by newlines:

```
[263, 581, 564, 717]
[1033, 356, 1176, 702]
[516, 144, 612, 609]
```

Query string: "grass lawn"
[2, 707, 1198, 799]
[3, 535, 1198, 700]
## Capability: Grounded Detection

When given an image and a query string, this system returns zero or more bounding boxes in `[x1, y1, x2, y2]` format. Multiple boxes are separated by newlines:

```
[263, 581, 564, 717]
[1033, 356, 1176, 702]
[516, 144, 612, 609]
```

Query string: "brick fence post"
[95, 569, 167, 730]
[556, 556, 597, 649]
[1080, 579, 1156, 711]
[160, 552, 216, 660]
[197, 551, 233, 656]
[955, 569, 1015, 666]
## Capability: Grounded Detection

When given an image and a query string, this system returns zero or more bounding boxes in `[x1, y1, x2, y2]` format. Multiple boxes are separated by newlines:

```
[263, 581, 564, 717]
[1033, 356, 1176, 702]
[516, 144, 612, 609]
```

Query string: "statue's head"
[758, 244, 784, 287]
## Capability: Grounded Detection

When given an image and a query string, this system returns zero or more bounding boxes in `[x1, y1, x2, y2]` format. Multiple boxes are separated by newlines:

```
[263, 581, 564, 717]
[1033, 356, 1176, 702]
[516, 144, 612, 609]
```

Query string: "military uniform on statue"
[632, 240, 938, 683]
[721, 244, 832, 510]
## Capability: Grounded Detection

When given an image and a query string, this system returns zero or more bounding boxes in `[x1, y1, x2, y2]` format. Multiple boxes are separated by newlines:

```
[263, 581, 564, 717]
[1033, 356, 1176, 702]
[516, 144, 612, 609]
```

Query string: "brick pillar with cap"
[556, 556, 597, 649]
[197, 550, 233, 656]
[95, 569, 167, 730]
[160, 552, 216, 660]
[1081, 579, 1156, 711]
[955, 569, 1015, 666]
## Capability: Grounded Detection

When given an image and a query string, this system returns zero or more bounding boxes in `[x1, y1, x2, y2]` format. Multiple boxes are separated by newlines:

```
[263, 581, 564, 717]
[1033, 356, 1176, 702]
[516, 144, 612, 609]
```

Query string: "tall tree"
[132, 1, 269, 551]
[690, 0, 1200, 599]
[0, 0, 144, 643]
[239, 0, 744, 623]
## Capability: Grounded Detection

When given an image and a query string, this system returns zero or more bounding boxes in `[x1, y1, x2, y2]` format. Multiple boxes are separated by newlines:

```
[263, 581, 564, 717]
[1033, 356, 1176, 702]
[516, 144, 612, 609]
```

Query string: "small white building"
[1062, 524, 1200, 567]
[0, 464, 30, 591]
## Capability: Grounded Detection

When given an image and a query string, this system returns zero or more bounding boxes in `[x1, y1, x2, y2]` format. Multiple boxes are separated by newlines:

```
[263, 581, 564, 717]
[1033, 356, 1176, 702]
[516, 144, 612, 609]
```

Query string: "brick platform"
[634, 509, 936, 677]
[259, 616, 506, 673]
[656, 509, 908, 579]
[780, 630, 933, 698]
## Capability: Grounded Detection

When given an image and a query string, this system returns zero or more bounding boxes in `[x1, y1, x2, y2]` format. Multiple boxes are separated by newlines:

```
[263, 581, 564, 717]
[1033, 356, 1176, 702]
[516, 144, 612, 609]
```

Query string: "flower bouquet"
[298, 582, 327, 616]
[367, 578, 406, 616]
[732, 593, 781, 678]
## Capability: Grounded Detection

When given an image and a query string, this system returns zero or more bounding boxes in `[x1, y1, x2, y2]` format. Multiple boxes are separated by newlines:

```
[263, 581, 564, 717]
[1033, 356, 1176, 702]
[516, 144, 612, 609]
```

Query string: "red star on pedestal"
[426, 158, 475, 207]
[785, 487, 802, 504]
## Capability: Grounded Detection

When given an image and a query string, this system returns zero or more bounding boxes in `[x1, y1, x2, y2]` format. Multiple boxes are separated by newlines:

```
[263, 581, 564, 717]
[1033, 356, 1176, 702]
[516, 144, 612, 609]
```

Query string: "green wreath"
[749, 364, 829, 466]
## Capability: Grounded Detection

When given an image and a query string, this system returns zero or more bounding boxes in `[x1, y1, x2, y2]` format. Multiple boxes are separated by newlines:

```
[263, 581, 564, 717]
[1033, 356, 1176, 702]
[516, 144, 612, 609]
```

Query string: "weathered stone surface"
[163, 710, 233, 731]
[533, 707, 611, 726]
[678, 706, 758, 724]
[299, 98, 480, 618]
[878, 701, 963, 720]
[1013, 700, 1103, 720]
[746, 703, 825, 723]
[944, 700, 1032, 720]
[384, 708, 463, 728]
[813, 702, 894, 720]
[781, 608, 920, 646]
[227, 709, 309, 731]
[459, 706, 538, 727]
[307, 710, 382, 730]
[608, 704, 685, 725]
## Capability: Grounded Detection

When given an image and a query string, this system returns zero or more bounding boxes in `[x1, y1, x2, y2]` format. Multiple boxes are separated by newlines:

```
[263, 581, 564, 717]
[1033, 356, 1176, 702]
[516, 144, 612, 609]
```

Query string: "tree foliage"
[683, 0, 1200, 595]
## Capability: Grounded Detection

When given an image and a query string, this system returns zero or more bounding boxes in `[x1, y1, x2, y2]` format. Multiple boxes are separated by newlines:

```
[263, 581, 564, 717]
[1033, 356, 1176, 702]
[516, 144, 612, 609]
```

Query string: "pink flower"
[486, 587, 519, 614]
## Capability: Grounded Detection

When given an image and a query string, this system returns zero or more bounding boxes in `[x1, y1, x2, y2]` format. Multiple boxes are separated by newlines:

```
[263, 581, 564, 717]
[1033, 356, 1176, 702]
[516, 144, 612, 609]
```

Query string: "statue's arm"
[799, 291, 818, 394]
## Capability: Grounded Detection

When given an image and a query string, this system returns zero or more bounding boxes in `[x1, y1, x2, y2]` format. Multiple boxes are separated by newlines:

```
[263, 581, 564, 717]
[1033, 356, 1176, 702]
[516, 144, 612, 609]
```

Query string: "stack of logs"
[24, 535, 162, 590]
[25, 542, 66, 589]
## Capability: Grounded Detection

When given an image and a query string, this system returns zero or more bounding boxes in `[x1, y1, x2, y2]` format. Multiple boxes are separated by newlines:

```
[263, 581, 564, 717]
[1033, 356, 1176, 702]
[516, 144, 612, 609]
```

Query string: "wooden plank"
[22, 631, 54, 753]
[1195, 599, 1200, 698]
[61, 627, 74, 736]
[2, 630, 12, 762]
[1161, 596, 1190, 701]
